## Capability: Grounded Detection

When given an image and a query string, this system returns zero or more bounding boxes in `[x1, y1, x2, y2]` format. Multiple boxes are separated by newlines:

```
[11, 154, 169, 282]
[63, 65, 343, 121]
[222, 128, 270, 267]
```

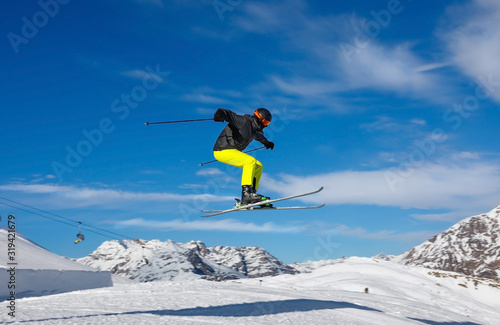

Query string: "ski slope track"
[1, 257, 499, 324]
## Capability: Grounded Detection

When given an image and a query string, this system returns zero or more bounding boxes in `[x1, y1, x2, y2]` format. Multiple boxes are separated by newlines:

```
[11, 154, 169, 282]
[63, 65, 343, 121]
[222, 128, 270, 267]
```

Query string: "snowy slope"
[401, 204, 500, 280]
[77, 238, 297, 282]
[0, 229, 97, 271]
[2, 257, 499, 324]
[0, 229, 113, 300]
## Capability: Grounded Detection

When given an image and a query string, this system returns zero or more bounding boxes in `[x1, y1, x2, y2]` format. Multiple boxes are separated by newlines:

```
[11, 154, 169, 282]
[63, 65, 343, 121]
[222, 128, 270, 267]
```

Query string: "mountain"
[77, 238, 298, 282]
[401, 205, 500, 281]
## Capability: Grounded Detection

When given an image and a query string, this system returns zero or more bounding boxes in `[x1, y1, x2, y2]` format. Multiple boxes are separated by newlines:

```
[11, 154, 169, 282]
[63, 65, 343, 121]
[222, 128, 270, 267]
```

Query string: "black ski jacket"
[213, 109, 271, 151]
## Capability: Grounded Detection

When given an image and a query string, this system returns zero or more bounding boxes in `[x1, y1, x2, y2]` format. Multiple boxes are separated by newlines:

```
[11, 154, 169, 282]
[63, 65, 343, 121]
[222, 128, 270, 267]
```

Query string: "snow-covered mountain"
[77, 238, 298, 282]
[401, 205, 500, 281]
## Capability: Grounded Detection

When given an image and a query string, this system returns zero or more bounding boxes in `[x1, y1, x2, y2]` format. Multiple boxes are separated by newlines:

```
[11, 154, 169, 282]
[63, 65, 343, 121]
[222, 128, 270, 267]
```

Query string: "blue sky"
[1, 0, 500, 264]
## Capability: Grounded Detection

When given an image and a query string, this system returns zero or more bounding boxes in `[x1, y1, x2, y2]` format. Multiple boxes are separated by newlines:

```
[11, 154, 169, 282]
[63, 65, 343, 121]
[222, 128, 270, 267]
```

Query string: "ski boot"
[240, 185, 273, 208]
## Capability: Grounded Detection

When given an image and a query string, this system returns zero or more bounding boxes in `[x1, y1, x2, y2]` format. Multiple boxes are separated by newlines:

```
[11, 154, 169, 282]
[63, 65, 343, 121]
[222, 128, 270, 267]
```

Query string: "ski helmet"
[254, 108, 272, 127]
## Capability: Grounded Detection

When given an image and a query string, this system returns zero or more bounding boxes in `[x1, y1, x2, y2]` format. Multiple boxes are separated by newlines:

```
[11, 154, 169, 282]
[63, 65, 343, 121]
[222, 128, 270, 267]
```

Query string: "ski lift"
[75, 221, 85, 244]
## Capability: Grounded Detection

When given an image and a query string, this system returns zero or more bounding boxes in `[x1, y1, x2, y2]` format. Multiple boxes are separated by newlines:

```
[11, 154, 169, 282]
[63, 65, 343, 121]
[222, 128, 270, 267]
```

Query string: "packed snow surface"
[2, 257, 499, 324]
[0, 229, 112, 300]
[0, 229, 96, 271]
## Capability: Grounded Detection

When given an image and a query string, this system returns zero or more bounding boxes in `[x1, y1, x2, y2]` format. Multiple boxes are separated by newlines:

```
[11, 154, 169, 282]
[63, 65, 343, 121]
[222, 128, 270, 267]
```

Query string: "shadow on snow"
[148, 298, 380, 317]
[409, 319, 481, 325]
[11, 298, 381, 323]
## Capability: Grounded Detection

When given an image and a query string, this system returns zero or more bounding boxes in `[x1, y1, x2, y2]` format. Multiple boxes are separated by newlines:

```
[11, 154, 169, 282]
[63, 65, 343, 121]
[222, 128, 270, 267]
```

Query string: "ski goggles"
[254, 109, 271, 127]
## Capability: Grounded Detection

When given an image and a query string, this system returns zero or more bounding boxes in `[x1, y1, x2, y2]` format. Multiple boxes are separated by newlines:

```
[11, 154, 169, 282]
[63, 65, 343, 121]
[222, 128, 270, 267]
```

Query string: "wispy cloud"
[110, 217, 433, 241]
[139, 170, 166, 175]
[410, 211, 473, 222]
[360, 116, 403, 132]
[122, 68, 167, 82]
[231, 0, 449, 106]
[0, 183, 232, 209]
[441, 0, 500, 103]
[196, 168, 224, 176]
[180, 87, 242, 105]
[263, 158, 500, 218]
[339, 43, 445, 98]
[111, 217, 304, 233]
[331, 224, 437, 242]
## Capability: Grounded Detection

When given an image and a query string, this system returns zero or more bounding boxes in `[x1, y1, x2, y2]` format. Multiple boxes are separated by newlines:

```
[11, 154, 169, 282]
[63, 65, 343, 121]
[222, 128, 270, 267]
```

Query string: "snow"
[3, 207, 500, 324]
[1, 257, 499, 324]
[0, 229, 96, 271]
[0, 229, 113, 300]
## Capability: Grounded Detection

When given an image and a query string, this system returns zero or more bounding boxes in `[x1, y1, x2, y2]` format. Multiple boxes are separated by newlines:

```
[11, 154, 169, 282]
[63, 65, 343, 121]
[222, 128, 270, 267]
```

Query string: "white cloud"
[410, 118, 427, 126]
[441, 0, 500, 103]
[180, 87, 243, 105]
[360, 116, 400, 132]
[410, 211, 476, 222]
[263, 159, 500, 215]
[111, 217, 434, 240]
[0, 183, 232, 209]
[232, 0, 448, 106]
[331, 224, 437, 242]
[196, 168, 224, 176]
[122, 69, 166, 82]
[414, 62, 450, 73]
[139, 170, 166, 175]
[112, 217, 303, 233]
[340, 43, 445, 98]
[451, 151, 480, 161]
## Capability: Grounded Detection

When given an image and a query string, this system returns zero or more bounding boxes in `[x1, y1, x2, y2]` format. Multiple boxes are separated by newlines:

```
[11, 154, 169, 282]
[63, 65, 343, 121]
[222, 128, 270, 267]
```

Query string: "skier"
[75, 233, 85, 244]
[213, 108, 274, 206]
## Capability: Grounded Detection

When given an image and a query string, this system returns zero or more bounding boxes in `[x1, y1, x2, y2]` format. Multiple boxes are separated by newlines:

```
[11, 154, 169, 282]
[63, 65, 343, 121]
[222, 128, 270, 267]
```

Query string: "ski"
[201, 187, 324, 218]
[202, 204, 325, 214]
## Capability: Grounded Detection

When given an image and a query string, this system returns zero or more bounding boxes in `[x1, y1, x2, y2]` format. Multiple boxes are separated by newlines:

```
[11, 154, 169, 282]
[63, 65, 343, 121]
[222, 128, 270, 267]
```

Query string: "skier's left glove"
[264, 141, 275, 150]
[214, 108, 226, 122]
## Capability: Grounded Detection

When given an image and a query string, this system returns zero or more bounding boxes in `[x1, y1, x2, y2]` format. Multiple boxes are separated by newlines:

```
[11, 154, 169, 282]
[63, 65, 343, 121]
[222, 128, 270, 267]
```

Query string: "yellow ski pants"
[214, 149, 263, 190]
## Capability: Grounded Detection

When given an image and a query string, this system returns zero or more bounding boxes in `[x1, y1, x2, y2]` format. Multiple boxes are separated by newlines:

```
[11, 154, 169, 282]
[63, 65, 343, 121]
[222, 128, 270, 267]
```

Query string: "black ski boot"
[241, 185, 272, 207]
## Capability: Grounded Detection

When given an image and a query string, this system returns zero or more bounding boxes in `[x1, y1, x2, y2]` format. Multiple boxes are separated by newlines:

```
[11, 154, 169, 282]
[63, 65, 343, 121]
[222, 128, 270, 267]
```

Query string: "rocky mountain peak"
[402, 205, 500, 280]
[77, 238, 298, 282]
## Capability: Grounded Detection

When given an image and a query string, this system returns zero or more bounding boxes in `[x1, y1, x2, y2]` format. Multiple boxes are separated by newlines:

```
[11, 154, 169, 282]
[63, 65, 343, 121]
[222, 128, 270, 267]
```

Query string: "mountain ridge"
[77, 237, 298, 282]
[400, 205, 500, 281]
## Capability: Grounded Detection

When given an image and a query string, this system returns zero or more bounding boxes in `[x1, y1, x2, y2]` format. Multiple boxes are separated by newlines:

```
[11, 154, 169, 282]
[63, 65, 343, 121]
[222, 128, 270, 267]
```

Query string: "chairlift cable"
[0, 197, 133, 241]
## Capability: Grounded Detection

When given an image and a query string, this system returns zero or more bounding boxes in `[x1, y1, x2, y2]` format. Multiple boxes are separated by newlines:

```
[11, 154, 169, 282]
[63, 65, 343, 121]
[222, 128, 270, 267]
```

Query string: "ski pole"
[145, 118, 213, 126]
[199, 146, 266, 166]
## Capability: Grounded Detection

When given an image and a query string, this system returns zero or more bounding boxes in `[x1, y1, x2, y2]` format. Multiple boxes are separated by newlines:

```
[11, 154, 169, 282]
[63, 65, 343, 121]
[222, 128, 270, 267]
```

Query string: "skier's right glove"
[214, 108, 225, 122]
[263, 141, 275, 150]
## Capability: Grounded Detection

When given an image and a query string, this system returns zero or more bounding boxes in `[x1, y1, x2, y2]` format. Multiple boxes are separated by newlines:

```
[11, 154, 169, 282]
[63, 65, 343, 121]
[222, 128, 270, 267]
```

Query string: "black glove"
[214, 108, 225, 122]
[264, 141, 275, 150]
